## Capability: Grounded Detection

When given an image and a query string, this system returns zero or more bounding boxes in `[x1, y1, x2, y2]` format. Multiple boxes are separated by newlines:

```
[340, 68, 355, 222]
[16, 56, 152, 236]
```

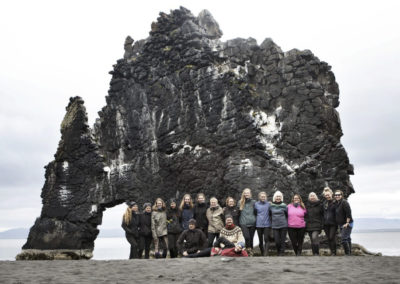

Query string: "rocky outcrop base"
[16, 249, 93, 260]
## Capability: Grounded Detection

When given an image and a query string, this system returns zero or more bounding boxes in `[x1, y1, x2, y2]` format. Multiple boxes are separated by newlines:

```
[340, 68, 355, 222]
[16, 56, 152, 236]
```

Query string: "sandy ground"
[0, 256, 399, 283]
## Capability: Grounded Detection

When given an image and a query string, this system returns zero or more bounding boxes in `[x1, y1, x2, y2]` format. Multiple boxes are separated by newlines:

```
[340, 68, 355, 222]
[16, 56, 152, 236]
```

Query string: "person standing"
[121, 201, 140, 259]
[287, 194, 307, 256]
[193, 193, 208, 236]
[323, 187, 337, 256]
[223, 197, 240, 226]
[151, 198, 169, 258]
[179, 194, 194, 231]
[305, 192, 324, 256]
[138, 203, 153, 259]
[255, 192, 271, 256]
[269, 191, 288, 256]
[166, 199, 182, 258]
[334, 190, 353, 255]
[206, 197, 224, 247]
[239, 188, 256, 254]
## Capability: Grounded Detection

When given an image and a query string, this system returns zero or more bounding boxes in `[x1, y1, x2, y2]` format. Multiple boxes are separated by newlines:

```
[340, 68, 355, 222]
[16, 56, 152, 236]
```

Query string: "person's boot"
[162, 249, 168, 258]
[259, 246, 264, 256]
[314, 244, 320, 256]
[138, 249, 143, 259]
[343, 242, 350, 256]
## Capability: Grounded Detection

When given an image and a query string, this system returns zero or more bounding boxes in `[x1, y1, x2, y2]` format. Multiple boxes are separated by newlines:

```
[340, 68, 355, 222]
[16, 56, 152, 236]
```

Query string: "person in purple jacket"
[255, 191, 271, 256]
[287, 194, 307, 256]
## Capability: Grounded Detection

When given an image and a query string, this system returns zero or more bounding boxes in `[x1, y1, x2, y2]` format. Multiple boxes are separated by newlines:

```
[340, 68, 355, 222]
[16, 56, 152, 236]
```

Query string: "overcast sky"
[0, 0, 399, 232]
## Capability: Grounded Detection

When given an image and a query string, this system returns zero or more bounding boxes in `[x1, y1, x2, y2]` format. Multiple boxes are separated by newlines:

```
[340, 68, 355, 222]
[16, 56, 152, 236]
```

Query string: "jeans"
[339, 224, 352, 244]
[256, 227, 271, 255]
[288, 227, 306, 255]
[273, 228, 287, 255]
[240, 225, 256, 249]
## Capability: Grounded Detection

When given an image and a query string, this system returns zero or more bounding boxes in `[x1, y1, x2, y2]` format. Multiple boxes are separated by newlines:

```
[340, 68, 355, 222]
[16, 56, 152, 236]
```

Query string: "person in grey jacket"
[239, 188, 256, 252]
[151, 198, 168, 258]
[255, 191, 271, 256]
[269, 191, 288, 256]
[206, 197, 224, 247]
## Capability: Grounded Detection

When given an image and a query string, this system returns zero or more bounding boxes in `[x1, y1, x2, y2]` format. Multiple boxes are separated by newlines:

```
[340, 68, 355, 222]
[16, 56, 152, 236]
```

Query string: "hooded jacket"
[239, 199, 256, 227]
[269, 202, 288, 229]
[254, 201, 271, 228]
[206, 206, 224, 233]
[151, 209, 168, 238]
[305, 200, 324, 231]
[177, 228, 207, 254]
[193, 202, 208, 230]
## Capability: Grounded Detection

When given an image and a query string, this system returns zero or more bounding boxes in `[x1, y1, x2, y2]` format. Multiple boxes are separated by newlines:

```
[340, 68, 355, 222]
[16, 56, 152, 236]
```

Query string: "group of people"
[121, 187, 353, 259]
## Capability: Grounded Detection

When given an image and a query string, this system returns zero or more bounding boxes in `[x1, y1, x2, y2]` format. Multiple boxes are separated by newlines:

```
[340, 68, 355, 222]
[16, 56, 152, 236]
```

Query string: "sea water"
[1, 232, 399, 261]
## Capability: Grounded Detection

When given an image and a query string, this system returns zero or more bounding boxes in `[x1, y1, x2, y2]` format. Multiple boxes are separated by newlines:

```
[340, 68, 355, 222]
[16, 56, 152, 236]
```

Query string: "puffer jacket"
[206, 206, 224, 233]
[323, 199, 336, 226]
[223, 206, 240, 226]
[151, 209, 168, 238]
[121, 212, 140, 238]
[167, 208, 182, 234]
[254, 201, 271, 228]
[239, 199, 256, 227]
[305, 200, 324, 231]
[138, 212, 152, 237]
[177, 228, 208, 254]
[193, 203, 208, 230]
[269, 202, 288, 229]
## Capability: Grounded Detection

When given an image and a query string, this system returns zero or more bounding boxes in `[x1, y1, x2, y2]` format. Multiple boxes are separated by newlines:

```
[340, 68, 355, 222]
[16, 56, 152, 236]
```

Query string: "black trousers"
[208, 232, 220, 247]
[126, 234, 139, 259]
[240, 225, 256, 249]
[288, 227, 306, 255]
[168, 233, 180, 258]
[256, 227, 271, 256]
[308, 231, 320, 245]
[138, 235, 152, 259]
[324, 225, 337, 254]
[273, 228, 287, 255]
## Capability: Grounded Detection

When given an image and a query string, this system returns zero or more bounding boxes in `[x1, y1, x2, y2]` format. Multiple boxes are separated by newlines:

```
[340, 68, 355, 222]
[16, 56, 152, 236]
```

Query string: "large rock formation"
[18, 7, 353, 259]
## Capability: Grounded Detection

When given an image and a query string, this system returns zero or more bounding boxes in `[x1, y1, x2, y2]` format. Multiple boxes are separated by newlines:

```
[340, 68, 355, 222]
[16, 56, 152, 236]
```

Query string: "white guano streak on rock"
[62, 161, 69, 171]
[59, 185, 70, 206]
[239, 158, 253, 174]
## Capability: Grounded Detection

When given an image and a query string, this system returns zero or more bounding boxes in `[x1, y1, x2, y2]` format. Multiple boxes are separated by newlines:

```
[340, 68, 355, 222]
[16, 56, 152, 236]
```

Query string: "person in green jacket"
[239, 188, 256, 253]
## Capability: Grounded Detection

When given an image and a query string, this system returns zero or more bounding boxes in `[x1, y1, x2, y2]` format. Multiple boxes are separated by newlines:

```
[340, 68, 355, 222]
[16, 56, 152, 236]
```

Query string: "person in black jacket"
[223, 197, 240, 227]
[193, 193, 208, 235]
[179, 194, 194, 230]
[121, 201, 140, 259]
[138, 203, 153, 259]
[305, 192, 324, 256]
[177, 219, 208, 257]
[334, 190, 353, 255]
[322, 187, 337, 255]
[166, 199, 182, 258]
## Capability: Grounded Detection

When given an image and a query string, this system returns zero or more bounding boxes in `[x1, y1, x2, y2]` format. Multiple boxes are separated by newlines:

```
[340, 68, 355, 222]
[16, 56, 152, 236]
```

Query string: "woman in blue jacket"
[255, 191, 271, 256]
[179, 194, 194, 230]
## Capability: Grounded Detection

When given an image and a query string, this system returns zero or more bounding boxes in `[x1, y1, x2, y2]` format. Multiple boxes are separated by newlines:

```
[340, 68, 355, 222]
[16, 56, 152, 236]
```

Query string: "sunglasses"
[334, 194, 342, 196]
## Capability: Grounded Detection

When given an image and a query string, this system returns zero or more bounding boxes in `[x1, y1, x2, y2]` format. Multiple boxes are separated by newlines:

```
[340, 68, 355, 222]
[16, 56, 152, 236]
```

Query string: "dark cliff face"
[22, 7, 353, 253]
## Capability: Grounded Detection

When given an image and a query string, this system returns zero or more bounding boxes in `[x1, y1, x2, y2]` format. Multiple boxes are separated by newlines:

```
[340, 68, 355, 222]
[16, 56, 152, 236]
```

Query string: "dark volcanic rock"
[20, 7, 354, 258]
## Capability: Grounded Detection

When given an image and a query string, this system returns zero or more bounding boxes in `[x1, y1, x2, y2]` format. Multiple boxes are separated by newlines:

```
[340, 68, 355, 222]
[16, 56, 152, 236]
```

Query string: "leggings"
[273, 228, 287, 255]
[240, 225, 256, 249]
[126, 234, 139, 259]
[324, 225, 337, 254]
[308, 231, 320, 246]
[139, 235, 152, 259]
[256, 227, 271, 256]
[288, 227, 306, 255]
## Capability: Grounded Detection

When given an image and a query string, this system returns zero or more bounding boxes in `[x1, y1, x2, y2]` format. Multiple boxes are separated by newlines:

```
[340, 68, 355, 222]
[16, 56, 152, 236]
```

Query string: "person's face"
[227, 198, 234, 207]
[156, 201, 163, 208]
[197, 195, 205, 203]
[170, 202, 176, 209]
[210, 199, 217, 207]
[145, 206, 152, 213]
[324, 192, 332, 200]
[309, 194, 317, 202]
[275, 195, 282, 202]
[293, 196, 300, 203]
[188, 223, 195, 230]
[184, 196, 191, 204]
[132, 205, 139, 212]
[334, 192, 343, 201]
[226, 218, 233, 226]
[244, 190, 251, 198]
[260, 193, 267, 202]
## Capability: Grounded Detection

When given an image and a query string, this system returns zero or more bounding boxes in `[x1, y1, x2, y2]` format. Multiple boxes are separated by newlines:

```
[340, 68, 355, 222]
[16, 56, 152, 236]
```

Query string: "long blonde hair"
[179, 194, 193, 211]
[239, 188, 252, 210]
[291, 194, 305, 209]
[152, 198, 166, 211]
[123, 207, 132, 225]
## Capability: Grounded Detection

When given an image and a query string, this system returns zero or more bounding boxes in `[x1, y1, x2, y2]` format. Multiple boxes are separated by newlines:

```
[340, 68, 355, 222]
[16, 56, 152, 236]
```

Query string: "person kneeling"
[177, 219, 208, 257]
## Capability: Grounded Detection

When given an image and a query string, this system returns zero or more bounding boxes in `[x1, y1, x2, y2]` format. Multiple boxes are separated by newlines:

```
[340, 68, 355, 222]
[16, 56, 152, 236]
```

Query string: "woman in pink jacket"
[287, 194, 307, 256]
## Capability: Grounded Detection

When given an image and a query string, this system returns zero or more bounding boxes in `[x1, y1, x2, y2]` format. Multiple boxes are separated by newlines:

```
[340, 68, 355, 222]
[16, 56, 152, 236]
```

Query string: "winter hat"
[169, 198, 177, 205]
[188, 219, 196, 225]
[143, 202, 152, 209]
[126, 201, 137, 208]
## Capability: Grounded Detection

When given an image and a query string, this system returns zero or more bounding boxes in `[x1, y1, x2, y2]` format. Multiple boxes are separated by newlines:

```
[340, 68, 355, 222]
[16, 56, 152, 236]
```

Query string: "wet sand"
[1, 256, 399, 283]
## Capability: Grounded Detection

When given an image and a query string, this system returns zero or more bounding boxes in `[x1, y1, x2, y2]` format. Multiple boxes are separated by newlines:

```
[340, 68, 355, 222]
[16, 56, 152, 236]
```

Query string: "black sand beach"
[1, 256, 399, 283]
